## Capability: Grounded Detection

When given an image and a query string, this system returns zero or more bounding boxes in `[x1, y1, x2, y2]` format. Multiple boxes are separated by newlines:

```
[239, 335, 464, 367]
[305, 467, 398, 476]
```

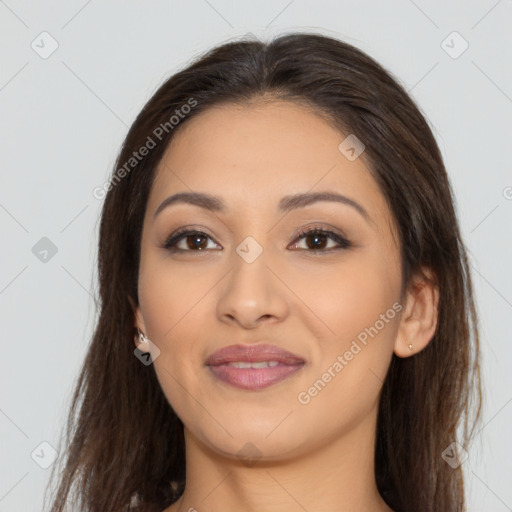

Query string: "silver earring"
[408, 344, 413, 351]
[137, 328, 149, 344]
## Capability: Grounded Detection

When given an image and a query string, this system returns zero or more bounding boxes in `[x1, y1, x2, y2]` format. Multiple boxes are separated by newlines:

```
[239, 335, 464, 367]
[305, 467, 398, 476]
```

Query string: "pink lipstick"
[205, 344, 305, 390]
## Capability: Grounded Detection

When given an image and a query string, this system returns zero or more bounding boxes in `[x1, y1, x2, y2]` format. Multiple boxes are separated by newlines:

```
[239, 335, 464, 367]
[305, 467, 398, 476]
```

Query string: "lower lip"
[207, 363, 304, 390]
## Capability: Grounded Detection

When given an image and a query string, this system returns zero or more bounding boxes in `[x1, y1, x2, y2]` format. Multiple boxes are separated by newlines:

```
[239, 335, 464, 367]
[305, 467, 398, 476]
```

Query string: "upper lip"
[205, 344, 305, 366]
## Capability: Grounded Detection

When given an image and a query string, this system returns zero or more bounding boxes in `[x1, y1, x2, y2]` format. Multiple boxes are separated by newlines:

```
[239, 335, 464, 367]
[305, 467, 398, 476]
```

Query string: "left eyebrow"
[277, 191, 370, 222]
[153, 190, 371, 223]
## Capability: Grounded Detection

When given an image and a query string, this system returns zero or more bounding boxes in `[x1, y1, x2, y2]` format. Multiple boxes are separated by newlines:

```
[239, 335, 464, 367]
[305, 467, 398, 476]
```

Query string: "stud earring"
[136, 328, 150, 348]
[408, 344, 413, 351]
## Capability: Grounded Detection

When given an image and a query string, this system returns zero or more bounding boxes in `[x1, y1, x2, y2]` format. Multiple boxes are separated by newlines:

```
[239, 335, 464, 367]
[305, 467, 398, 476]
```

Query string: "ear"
[394, 267, 439, 358]
[128, 295, 148, 350]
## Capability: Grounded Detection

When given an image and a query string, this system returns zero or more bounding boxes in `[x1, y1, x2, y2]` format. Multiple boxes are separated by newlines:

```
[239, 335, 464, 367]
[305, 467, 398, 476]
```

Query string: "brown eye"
[164, 230, 220, 252]
[184, 233, 208, 250]
[291, 228, 351, 251]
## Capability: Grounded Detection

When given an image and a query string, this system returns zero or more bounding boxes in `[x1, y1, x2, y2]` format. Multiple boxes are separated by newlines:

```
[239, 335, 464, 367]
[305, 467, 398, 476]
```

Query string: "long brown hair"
[44, 32, 482, 512]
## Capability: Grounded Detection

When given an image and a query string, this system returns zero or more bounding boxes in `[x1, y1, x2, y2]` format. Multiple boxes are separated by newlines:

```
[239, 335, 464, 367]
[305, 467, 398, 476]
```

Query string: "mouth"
[205, 344, 305, 391]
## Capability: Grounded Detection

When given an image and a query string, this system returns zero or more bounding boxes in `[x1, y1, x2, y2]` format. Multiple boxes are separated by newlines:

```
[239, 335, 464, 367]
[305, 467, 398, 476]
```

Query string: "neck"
[167, 407, 394, 512]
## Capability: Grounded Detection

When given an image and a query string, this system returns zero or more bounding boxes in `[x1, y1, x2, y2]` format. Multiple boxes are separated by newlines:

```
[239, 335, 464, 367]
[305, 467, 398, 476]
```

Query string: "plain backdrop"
[0, 1, 511, 510]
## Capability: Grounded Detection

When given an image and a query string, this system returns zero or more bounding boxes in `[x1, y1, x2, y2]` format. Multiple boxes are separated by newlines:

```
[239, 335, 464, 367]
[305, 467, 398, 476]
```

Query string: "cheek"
[295, 277, 399, 427]
[137, 256, 218, 413]
[138, 251, 212, 340]
[289, 251, 401, 345]
[290, 253, 401, 415]
[140, 307, 204, 430]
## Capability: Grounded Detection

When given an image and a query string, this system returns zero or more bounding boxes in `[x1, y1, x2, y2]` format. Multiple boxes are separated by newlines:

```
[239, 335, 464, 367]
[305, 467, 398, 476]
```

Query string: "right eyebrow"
[154, 192, 226, 218]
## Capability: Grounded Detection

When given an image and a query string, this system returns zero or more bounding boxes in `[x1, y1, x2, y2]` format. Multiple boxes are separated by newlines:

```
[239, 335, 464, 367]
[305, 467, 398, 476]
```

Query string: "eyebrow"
[153, 191, 371, 222]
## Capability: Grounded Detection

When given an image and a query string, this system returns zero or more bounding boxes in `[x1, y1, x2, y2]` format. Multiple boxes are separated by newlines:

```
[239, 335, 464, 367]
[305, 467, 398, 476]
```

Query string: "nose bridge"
[215, 233, 289, 327]
[230, 233, 274, 301]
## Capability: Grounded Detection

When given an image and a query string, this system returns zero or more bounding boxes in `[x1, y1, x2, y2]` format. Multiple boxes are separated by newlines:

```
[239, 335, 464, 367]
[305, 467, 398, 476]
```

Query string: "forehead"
[149, 100, 392, 229]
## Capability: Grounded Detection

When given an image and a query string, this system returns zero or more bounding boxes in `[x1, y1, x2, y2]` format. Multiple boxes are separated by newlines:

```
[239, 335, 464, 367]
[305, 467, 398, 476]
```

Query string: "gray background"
[1, 1, 511, 510]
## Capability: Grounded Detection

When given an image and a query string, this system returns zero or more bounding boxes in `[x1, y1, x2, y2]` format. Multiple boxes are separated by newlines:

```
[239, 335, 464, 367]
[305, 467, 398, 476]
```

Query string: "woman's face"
[135, 100, 404, 461]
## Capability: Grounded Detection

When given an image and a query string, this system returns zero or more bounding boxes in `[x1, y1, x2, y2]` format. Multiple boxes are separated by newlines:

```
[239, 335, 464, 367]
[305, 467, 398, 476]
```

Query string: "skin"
[133, 99, 439, 512]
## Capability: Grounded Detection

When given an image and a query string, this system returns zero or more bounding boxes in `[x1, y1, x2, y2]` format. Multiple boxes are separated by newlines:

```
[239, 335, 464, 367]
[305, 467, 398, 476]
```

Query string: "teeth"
[227, 361, 280, 369]
[228, 361, 252, 369]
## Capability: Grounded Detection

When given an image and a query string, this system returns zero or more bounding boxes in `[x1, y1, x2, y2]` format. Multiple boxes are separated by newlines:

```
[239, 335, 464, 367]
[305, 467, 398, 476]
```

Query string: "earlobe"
[128, 295, 147, 349]
[394, 267, 439, 358]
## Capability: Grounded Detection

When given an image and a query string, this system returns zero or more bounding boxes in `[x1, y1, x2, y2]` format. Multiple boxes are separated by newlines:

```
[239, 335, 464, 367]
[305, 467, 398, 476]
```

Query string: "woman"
[45, 32, 482, 512]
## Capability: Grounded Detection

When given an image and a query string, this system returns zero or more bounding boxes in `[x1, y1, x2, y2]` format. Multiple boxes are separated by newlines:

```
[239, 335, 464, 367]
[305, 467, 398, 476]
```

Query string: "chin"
[193, 424, 307, 462]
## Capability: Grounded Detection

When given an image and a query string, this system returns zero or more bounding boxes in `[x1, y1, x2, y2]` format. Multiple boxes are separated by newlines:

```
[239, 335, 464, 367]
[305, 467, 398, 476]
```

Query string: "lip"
[205, 344, 305, 390]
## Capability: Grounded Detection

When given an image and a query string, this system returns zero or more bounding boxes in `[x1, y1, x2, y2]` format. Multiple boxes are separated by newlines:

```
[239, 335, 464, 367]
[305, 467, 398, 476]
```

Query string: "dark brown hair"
[44, 32, 482, 512]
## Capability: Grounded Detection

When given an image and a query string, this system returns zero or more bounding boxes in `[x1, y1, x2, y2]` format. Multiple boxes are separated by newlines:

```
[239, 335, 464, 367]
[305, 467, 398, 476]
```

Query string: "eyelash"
[163, 226, 352, 253]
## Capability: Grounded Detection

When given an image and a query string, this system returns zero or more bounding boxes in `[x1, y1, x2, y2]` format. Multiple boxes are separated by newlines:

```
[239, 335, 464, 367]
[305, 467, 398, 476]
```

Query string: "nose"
[216, 245, 290, 329]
